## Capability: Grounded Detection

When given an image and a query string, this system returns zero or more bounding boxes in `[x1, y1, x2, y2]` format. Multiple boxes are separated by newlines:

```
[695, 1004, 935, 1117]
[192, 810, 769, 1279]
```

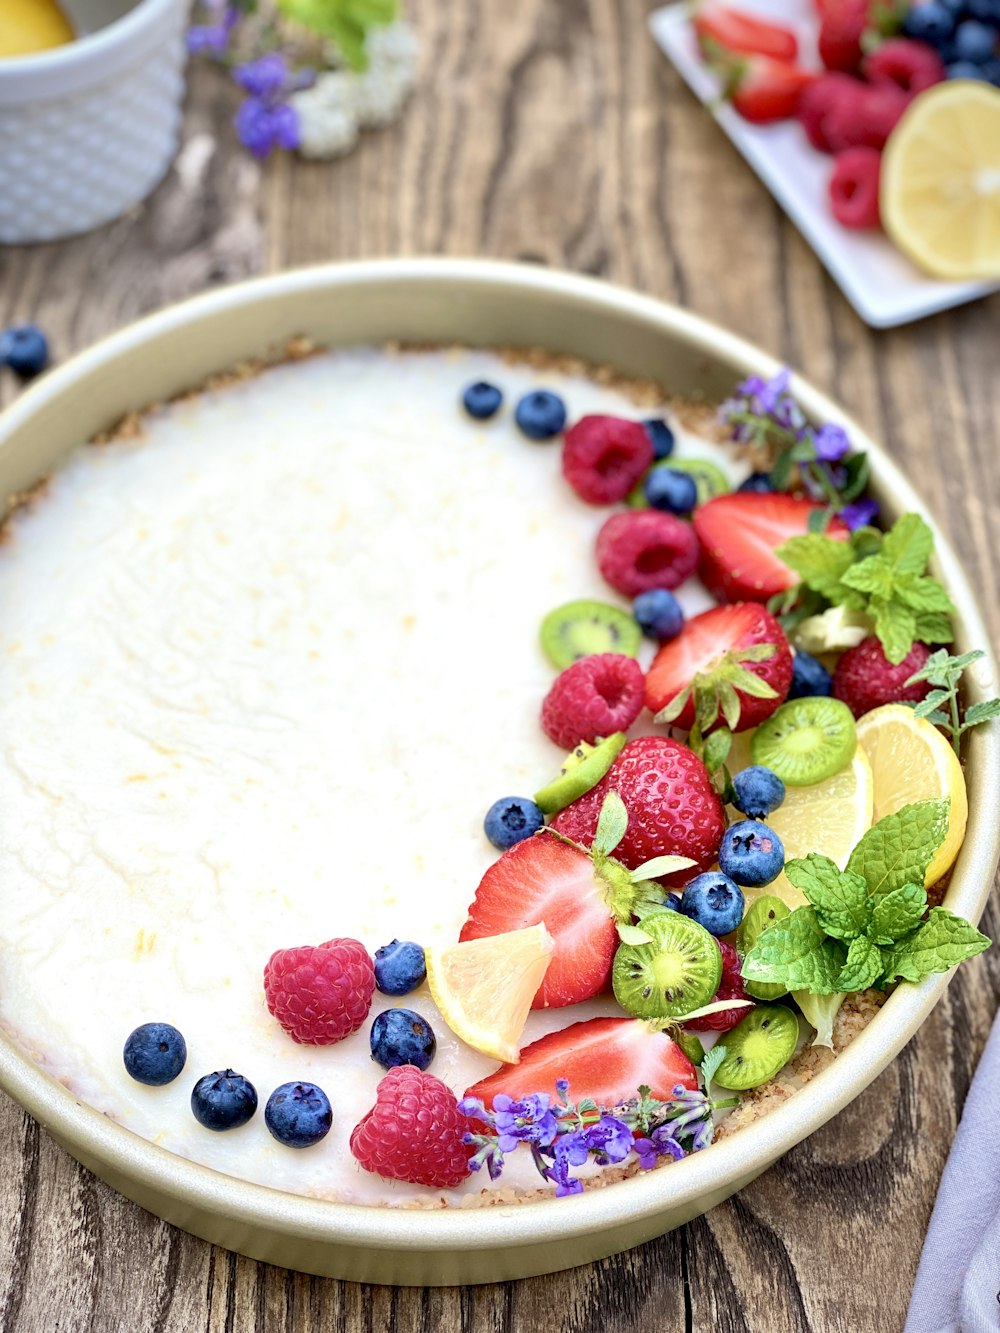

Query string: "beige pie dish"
[0, 259, 996, 1286]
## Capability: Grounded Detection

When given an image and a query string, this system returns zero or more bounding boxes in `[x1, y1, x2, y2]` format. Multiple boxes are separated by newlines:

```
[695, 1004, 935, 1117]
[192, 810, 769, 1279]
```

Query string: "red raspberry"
[833, 636, 932, 719]
[541, 652, 645, 749]
[562, 415, 654, 506]
[818, 0, 869, 72]
[830, 148, 883, 229]
[796, 73, 859, 151]
[350, 1065, 473, 1188]
[862, 38, 945, 95]
[264, 938, 375, 1045]
[596, 510, 699, 597]
[823, 83, 910, 152]
[551, 736, 726, 886]
[685, 940, 752, 1033]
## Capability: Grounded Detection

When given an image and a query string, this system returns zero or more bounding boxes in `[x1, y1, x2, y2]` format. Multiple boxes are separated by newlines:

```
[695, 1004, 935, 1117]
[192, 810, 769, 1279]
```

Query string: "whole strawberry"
[832, 636, 932, 718]
[818, 0, 869, 72]
[551, 736, 726, 885]
[264, 938, 375, 1045]
[684, 939, 752, 1033]
[350, 1065, 473, 1188]
[541, 653, 646, 749]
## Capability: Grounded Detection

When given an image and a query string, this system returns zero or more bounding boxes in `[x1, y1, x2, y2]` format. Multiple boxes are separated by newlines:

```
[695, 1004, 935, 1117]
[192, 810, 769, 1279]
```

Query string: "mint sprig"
[904, 648, 1000, 756]
[774, 513, 956, 665]
[741, 801, 990, 1001]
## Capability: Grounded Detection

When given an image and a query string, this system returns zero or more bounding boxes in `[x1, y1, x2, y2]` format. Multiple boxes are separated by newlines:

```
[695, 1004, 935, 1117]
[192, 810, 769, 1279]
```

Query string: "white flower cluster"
[291, 20, 419, 159]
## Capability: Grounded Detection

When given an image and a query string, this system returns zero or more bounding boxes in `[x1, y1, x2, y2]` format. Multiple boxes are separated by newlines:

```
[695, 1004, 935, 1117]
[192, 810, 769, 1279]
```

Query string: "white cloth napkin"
[905, 1008, 1000, 1333]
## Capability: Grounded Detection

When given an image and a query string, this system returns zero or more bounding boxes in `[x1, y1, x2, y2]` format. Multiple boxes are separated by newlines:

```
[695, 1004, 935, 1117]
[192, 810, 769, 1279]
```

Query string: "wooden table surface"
[1, 2, 998, 1329]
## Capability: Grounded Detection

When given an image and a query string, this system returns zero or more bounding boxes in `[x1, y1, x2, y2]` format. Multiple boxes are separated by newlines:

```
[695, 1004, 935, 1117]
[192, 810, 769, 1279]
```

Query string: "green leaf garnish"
[845, 799, 948, 899]
[593, 790, 628, 858]
[878, 909, 990, 985]
[785, 855, 869, 940]
[869, 883, 928, 945]
[903, 648, 1000, 756]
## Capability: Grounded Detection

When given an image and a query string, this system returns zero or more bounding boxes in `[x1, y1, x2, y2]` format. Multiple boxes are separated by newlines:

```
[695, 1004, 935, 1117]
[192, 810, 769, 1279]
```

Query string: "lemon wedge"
[881, 81, 1000, 280]
[856, 703, 968, 887]
[0, 0, 74, 57]
[727, 729, 874, 910]
[425, 924, 553, 1064]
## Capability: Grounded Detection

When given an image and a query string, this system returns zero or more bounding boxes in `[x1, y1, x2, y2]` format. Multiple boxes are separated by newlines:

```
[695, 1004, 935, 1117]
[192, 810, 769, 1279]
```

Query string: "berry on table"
[679, 871, 745, 937]
[830, 147, 883, 229]
[0, 324, 49, 378]
[643, 467, 698, 516]
[462, 381, 503, 419]
[643, 417, 675, 459]
[737, 472, 774, 494]
[264, 1081, 333, 1148]
[685, 939, 752, 1033]
[350, 1065, 472, 1188]
[718, 820, 785, 887]
[191, 1070, 258, 1131]
[632, 588, 685, 642]
[483, 796, 545, 850]
[373, 939, 427, 995]
[788, 649, 833, 700]
[832, 636, 932, 718]
[595, 509, 700, 597]
[370, 1007, 437, 1070]
[122, 1022, 187, 1086]
[731, 765, 785, 819]
[562, 415, 653, 504]
[514, 389, 567, 440]
[264, 937, 376, 1044]
[540, 652, 645, 749]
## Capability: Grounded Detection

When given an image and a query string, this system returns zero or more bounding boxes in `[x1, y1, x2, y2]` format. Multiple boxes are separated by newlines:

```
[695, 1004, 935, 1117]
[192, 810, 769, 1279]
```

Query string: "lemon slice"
[425, 924, 554, 1064]
[727, 730, 874, 910]
[881, 81, 1000, 280]
[856, 703, 968, 887]
[0, 0, 74, 57]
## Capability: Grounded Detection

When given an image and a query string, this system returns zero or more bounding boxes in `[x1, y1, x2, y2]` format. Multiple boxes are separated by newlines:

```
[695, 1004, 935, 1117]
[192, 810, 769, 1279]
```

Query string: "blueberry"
[731, 766, 786, 820]
[632, 588, 685, 642]
[514, 390, 566, 440]
[643, 467, 698, 516]
[737, 471, 774, 494]
[484, 795, 544, 850]
[981, 55, 1000, 81]
[374, 938, 427, 995]
[264, 1081, 333, 1148]
[661, 892, 682, 912]
[370, 1008, 437, 1071]
[679, 872, 745, 936]
[953, 19, 999, 60]
[946, 58, 987, 76]
[462, 380, 503, 420]
[718, 820, 785, 888]
[965, 0, 1000, 20]
[903, 2, 957, 42]
[643, 418, 675, 460]
[0, 324, 49, 379]
[122, 1022, 187, 1086]
[788, 649, 833, 700]
[191, 1069, 258, 1131]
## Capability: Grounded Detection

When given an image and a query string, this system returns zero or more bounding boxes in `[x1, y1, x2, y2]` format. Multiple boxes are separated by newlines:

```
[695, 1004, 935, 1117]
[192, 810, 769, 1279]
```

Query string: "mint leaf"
[880, 512, 933, 576]
[593, 790, 628, 856]
[784, 855, 870, 940]
[965, 699, 1000, 727]
[700, 1042, 728, 1089]
[793, 990, 845, 1049]
[775, 534, 857, 603]
[878, 908, 990, 985]
[741, 907, 847, 994]
[869, 883, 928, 945]
[837, 936, 883, 991]
[912, 611, 954, 644]
[893, 575, 954, 613]
[841, 559, 894, 599]
[846, 800, 949, 898]
[871, 597, 917, 665]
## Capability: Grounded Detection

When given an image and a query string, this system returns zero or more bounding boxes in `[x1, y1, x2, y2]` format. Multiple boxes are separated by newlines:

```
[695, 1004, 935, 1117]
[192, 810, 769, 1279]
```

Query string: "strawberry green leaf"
[836, 936, 883, 991]
[784, 855, 870, 940]
[702, 727, 732, 775]
[617, 922, 654, 946]
[631, 855, 698, 881]
[869, 883, 928, 945]
[733, 643, 778, 664]
[655, 685, 692, 726]
[878, 908, 990, 986]
[593, 790, 629, 857]
[846, 800, 949, 900]
[717, 681, 742, 731]
[673, 998, 753, 1024]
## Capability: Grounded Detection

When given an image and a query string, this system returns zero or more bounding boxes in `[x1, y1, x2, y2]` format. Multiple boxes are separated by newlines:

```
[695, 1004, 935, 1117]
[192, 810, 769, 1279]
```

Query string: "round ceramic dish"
[0, 0, 187, 245]
[0, 260, 996, 1286]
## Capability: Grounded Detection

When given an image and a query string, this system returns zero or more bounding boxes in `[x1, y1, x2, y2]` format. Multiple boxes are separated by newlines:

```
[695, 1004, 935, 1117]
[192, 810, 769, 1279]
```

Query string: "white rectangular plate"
[649, 0, 1000, 328]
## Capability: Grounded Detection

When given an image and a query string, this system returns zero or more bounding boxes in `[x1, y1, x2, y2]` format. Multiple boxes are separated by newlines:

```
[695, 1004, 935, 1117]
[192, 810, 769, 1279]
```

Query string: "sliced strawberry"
[459, 836, 621, 1009]
[818, 0, 869, 73]
[693, 2, 798, 62]
[693, 492, 849, 604]
[644, 603, 793, 733]
[724, 55, 818, 125]
[464, 1016, 698, 1111]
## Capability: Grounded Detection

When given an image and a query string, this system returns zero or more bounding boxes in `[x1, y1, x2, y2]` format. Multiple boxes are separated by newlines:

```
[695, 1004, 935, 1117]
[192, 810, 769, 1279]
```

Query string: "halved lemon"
[856, 703, 967, 887]
[881, 81, 1000, 280]
[425, 924, 553, 1064]
[0, 0, 74, 57]
[727, 730, 874, 910]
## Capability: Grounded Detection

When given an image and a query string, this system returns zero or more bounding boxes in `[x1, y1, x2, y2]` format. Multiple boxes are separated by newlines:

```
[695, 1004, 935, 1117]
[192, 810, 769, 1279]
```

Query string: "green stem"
[949, 684, 963, 757]
[806, 460, 842, 508]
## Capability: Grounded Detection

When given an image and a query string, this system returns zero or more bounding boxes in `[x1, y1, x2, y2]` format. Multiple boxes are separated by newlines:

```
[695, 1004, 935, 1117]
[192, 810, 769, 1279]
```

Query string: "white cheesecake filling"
[0, 347, 745, 1205]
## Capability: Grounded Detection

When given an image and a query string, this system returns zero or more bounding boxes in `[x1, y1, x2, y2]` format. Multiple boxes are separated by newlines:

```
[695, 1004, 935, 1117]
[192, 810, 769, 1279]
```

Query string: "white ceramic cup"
[0, 0, 188, 245]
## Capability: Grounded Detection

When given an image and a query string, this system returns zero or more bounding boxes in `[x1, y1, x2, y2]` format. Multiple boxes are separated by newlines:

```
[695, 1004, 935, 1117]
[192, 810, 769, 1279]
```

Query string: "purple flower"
[838, 498, 879, 531]
[186, 4, 237, 56]
[235, 98, 300, 158]
[813, 422, 851, 463]
[491, 1093, 559, 1151]
[634, 1125, 686, 1170]
[553, 1131, 591, 1169]
[583, 1116, 634, 1165]
[547, 1156, 584, 1197]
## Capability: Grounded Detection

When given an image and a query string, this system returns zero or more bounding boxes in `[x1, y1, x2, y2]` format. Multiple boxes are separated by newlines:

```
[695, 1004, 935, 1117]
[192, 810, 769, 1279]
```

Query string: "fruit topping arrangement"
[687, 0, 1000, 279]
[122, 368, 997, 1201]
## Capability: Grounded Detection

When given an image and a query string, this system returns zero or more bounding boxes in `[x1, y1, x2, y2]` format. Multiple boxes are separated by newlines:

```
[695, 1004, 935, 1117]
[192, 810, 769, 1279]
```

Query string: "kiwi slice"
[736, 896, 790, 1001]
[535, 732, 628, 815]
[540, 599, 641, 670]
[612, 913, 722, 1020]
[627, 456, 731, 508]
[712, 1005, 800, 1091]
[750, 697, 856, 787]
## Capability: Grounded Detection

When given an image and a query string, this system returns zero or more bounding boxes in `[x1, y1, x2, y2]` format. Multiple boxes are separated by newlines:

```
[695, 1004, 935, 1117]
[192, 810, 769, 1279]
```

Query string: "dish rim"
[0, 257, 996, 1261]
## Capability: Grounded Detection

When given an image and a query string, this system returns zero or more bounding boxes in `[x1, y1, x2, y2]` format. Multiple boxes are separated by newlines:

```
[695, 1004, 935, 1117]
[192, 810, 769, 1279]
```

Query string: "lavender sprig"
[458, 1076, 738, 1198]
